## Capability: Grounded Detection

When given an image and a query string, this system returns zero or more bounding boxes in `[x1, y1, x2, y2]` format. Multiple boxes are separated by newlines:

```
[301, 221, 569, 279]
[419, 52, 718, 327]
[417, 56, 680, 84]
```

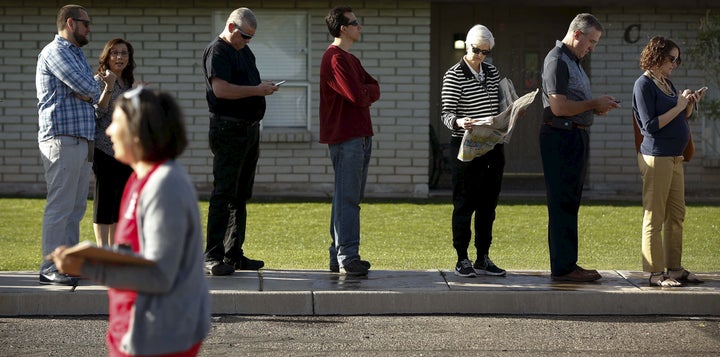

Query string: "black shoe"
[234, 256, 264, 271]
[473, 255, 506, 276]
[359, 260, 371, 269]
[39, 271, 79, 286]
[204, 260, 234, 276]
[331, 260, 368, 273]
[340, 259, 369, 276]
[454, 259, 476, 277]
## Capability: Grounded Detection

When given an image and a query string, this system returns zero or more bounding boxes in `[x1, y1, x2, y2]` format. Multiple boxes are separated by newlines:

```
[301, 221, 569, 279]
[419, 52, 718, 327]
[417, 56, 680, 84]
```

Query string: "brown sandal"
[649, 272, 682, 287]
[667, 268, 704, 284]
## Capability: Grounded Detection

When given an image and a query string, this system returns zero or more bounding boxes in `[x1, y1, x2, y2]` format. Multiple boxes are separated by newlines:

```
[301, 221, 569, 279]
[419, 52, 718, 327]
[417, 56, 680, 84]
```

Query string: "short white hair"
[465, 24, 495, 49]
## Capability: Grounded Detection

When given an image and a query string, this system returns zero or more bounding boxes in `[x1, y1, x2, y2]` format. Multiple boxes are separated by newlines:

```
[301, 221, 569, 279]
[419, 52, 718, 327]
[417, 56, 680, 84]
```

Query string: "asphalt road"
[1, 315, 719, 356]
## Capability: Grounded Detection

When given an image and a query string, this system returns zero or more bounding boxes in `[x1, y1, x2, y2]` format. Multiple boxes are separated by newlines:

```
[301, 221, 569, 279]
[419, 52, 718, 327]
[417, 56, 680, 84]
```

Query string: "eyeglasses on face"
[346, 19, 360, 26]
[233, 23, 254, 40]
[471, 46, 491, 56]
[72, 18, 91, 27]
[110, 51, 130, 57]
[668, 55, 681, 65]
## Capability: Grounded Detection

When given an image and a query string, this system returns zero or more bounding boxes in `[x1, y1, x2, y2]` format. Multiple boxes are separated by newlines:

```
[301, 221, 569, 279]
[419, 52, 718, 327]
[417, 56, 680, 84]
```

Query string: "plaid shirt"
[36, 35, 100, 142]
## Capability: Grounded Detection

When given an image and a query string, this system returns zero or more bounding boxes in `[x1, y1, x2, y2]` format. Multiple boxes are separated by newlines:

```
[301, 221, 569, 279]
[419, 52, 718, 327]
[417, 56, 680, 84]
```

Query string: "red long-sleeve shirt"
[319, 45, 380, 144]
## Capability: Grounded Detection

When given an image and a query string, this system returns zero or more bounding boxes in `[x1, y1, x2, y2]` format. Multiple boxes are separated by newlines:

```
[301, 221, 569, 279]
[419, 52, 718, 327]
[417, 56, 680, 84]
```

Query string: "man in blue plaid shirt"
[36, 4, 115, 285]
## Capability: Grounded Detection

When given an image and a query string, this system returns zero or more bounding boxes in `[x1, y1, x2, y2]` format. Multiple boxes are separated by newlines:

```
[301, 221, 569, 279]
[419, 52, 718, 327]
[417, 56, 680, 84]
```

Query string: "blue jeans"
[38, 136, 91, 273]
[539, 125, 589, 276]
[205, 116, 259, 264]
[328, 137, 371, 267]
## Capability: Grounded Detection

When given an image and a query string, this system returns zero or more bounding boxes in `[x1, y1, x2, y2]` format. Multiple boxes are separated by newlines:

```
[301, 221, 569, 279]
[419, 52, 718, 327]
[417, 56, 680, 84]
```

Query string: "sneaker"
[204, 260, 234, 276]
[233, 256, 265, 271]
[39, 271, 79, 286]
[340, 259, 369, 276]
[473, 255, 506, 276]
[454, 259, 476, 277]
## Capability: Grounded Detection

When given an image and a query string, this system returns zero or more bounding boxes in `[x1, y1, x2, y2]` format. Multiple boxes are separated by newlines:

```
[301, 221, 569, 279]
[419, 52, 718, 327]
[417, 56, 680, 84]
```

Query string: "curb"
[1, 270, 718, 316]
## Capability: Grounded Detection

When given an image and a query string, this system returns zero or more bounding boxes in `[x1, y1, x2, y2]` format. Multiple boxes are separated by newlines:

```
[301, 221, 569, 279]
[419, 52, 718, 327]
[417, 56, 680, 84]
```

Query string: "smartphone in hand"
[275, 80, 287, 86]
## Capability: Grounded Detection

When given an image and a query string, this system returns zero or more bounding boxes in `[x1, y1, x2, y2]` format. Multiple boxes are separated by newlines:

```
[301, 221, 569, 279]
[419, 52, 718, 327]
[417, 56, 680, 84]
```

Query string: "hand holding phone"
[275, 80, 286, 86]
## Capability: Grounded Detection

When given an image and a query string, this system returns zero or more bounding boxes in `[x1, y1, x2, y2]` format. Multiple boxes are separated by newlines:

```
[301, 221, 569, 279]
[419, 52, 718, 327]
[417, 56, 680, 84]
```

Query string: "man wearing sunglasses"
[320, 6, 380, 276]
[540, 13, 620, 283]
[202, 7, 278, 276]
[35, 4, 114, 285]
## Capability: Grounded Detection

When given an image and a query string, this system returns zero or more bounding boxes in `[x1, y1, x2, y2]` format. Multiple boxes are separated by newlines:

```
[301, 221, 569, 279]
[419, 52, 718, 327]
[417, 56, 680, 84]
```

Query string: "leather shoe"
[576, 265, 599, 275]
[233, 256, 264, 271]
[39, 271, 79, 286]
[204, 260, 234, 276]
[551, 267, 601, 282]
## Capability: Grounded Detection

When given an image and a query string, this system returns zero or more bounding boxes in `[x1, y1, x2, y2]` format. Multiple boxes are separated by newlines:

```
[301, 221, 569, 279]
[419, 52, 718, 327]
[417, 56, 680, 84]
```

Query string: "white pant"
[38, 136, 91, 272]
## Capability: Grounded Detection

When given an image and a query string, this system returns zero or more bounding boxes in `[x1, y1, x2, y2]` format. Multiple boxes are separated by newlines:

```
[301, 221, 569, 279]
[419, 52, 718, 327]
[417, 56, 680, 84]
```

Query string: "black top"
[203, 37, 265, 121]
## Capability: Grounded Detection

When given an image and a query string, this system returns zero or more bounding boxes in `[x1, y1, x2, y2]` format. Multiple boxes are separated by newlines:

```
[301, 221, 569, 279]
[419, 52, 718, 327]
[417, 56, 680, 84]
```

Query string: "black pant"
[539, 125, 589, 276]
[92, 149, 132, 224]
[449, 137, 505, 261]
[205, 116, 260, 263]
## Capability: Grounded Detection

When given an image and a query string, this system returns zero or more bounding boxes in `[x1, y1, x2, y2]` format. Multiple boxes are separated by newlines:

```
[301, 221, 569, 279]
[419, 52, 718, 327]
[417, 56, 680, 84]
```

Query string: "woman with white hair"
[441, 24, 507, 278]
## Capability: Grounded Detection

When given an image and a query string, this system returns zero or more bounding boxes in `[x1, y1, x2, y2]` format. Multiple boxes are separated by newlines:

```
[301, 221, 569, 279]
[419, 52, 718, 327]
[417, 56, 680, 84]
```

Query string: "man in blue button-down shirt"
[35, 4, 114, 285]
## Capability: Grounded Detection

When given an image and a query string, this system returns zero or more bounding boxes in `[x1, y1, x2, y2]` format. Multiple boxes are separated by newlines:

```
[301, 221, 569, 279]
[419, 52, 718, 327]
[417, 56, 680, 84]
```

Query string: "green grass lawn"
[1, 197, 718, 272]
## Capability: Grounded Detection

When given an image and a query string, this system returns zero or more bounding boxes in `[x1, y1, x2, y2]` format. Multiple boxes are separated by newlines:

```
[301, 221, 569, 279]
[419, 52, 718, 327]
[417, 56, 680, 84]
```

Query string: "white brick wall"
[1, 2, 718, 198]
[0, 1, 431, 198]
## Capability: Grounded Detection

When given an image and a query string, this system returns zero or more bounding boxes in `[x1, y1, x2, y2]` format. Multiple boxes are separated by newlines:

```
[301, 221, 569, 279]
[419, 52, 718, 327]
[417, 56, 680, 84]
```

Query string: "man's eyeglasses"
[668, 55, 681, 65]
[233, 23, 254, 40]
[346, 19, 360, 26]
[471, 46, 491, 56]
[110, 51, 130, 58]
[72, 18, 91, 27]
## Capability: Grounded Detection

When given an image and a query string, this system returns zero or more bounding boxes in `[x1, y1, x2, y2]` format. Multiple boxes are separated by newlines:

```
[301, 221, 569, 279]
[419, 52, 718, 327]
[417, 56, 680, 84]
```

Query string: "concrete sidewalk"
[1, 270, 718, 316]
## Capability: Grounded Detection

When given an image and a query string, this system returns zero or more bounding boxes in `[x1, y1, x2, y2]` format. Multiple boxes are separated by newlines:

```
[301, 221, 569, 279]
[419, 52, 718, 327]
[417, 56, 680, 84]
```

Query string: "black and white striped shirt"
[441, 60, 501, 138]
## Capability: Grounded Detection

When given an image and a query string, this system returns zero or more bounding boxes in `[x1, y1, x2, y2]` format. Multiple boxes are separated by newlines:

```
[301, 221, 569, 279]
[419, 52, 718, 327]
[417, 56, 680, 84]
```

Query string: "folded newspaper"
[457, 78, 539, 162]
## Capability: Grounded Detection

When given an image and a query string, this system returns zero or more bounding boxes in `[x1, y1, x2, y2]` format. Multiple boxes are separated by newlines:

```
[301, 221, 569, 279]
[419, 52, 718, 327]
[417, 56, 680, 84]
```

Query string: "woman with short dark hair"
[49, 88, 209, 356]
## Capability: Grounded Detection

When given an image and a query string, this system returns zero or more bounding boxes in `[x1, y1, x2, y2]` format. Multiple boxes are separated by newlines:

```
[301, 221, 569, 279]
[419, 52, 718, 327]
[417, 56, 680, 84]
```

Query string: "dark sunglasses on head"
[668, 55, 681, 65]
[72, 18, 91, 27]
[471, 46, 491, 56]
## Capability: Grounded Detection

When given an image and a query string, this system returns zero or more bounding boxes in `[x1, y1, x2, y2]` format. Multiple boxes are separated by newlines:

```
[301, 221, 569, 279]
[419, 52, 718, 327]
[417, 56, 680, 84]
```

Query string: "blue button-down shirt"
[36, 35, 100, 142]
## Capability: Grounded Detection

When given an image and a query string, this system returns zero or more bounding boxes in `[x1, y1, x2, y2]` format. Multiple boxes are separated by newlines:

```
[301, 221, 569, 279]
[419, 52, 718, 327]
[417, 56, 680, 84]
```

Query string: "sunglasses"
[668, 55, 681, 65]
[123, 86, 144, 112]
[72, 18, 91, 27]
[346, 19, 360, 26]
[233, 23, 254, 40]
[471, 46, 491, 56]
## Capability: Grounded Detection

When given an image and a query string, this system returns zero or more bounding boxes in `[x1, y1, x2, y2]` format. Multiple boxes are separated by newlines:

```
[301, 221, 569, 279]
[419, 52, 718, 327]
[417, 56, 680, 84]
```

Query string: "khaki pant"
[637, 153, 685, 272]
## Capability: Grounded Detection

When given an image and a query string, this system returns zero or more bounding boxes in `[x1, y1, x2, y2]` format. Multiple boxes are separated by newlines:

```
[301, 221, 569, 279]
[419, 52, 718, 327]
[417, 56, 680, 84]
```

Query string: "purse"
[632, 111, 694, 162]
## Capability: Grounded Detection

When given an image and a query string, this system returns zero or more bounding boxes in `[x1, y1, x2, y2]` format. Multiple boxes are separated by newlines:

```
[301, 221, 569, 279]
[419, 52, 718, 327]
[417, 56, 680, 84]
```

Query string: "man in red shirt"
[320, 6, 380, 276]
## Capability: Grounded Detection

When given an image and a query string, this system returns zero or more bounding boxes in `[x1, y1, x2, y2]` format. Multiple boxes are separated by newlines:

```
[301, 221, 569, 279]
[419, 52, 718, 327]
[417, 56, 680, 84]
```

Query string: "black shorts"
[92, 149, 133, 224]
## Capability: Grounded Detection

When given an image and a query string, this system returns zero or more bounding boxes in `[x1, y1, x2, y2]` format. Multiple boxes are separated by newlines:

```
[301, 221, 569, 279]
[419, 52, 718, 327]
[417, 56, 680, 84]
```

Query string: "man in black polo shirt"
[540, 13, 620, 282]
[202, 7, 278, 276]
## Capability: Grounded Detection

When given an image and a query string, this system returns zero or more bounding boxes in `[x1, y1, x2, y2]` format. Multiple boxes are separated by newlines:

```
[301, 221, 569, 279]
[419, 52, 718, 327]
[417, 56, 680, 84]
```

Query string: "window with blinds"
[212, 10, 310, 129]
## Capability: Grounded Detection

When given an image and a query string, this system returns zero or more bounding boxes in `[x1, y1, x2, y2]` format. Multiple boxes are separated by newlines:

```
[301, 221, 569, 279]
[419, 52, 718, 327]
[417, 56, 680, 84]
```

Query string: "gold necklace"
[645, 70, 675, 97]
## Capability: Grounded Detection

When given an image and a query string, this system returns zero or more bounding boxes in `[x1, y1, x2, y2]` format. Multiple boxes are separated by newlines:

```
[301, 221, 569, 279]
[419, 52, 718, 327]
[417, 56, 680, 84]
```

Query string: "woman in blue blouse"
[632, 36, 706, 287]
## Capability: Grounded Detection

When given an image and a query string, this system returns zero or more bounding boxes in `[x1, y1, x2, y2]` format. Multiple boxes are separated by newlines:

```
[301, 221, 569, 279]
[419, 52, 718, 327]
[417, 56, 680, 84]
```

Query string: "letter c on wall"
[624, 24, 641, 44]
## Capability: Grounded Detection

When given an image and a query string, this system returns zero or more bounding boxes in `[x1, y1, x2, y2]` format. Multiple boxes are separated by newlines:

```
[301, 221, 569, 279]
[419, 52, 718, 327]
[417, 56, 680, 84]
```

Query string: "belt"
[544, 121, 587, 130]
[56, 135, 89, 142]
[211, 114, 259, 126]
